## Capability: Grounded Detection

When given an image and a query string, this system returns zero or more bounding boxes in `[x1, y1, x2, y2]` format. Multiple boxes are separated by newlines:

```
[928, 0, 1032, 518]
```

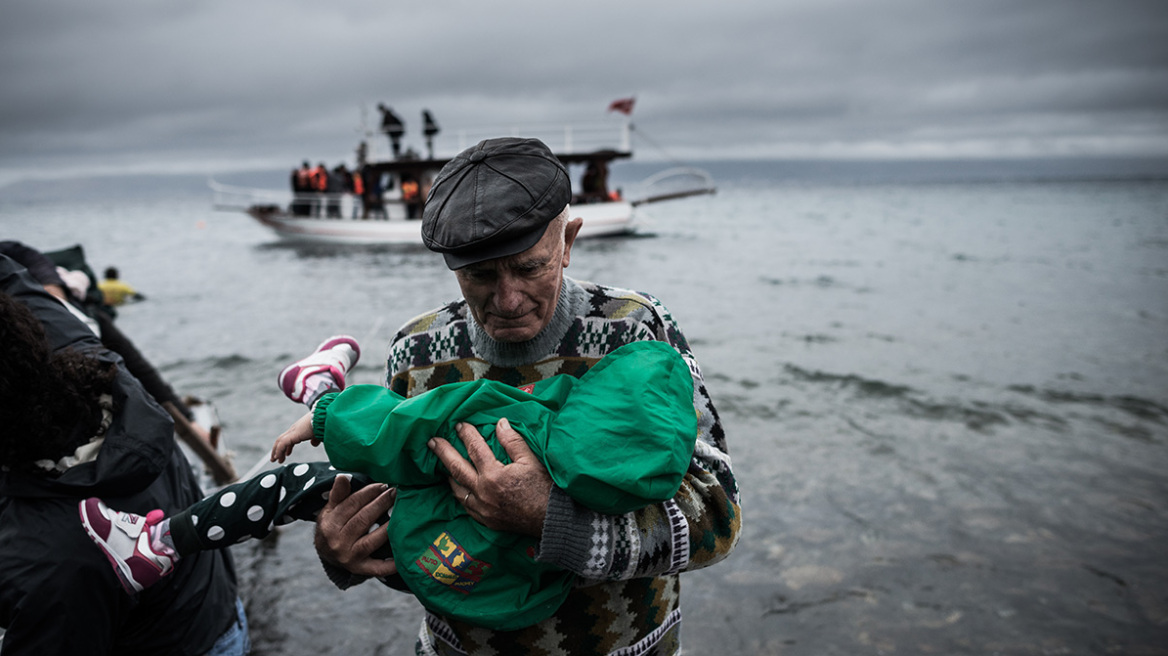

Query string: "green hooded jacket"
[313, 340, 697, 630]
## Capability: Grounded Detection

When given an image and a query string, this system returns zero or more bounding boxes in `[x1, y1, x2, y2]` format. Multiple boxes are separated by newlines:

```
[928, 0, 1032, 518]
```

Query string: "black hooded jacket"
[0, 257, 239, 655]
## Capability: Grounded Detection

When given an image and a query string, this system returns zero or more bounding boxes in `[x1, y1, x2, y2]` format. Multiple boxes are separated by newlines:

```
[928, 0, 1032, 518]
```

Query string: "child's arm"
[270, 412, 320, 463]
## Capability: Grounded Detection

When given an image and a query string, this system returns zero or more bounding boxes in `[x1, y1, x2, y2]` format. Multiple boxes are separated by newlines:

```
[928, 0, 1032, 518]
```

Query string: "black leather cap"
[421, 137, 571, 269]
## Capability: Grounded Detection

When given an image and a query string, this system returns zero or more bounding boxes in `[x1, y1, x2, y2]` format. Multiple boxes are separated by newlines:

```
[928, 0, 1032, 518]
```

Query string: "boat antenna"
[629, 123, 690, 167]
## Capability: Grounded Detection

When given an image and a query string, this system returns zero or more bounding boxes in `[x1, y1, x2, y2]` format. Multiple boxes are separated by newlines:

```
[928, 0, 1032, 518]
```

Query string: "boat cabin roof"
[364, 148, 632, 176]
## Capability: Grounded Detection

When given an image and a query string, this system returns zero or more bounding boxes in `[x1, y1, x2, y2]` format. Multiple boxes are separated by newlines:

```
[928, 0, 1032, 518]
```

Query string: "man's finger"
[345, 488, 399, 578]
[494, 417, 536, 463]
[428, 435, 479, 485]
[323, 472, 353, 510]
[318, 476, 387, 540]
[454, 422, 502, 472]
[345, 486, 395, 537]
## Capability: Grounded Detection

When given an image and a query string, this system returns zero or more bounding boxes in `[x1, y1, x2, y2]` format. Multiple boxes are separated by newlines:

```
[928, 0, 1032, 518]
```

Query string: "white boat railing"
[209, 180, 367, 219]
[627, 166, 717, 206]
[209, 180, 290, 210]
[451, 120, 632, 155]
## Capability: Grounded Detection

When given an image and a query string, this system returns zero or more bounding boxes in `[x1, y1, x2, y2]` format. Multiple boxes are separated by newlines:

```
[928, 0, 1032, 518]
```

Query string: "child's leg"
[168, 462, 378, 555]
[278, 336, 361, 408]
[80, 463, 382, 594]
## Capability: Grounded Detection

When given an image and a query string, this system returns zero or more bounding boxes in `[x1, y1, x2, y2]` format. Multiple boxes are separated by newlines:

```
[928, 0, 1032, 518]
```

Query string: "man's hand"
[428, 417, 553, 537]
[314, 475, 398, 578]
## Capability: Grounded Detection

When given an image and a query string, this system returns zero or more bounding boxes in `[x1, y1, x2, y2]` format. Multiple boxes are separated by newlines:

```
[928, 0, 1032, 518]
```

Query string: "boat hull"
[246, 201, 635, 245]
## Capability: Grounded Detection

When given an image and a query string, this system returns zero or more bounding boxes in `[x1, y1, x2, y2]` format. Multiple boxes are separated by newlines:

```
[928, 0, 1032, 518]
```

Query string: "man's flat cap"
[422, 137, 571, 269]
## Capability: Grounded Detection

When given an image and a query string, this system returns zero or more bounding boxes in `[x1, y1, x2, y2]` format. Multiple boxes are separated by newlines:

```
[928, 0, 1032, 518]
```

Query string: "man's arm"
[538, 292, 741, 580]
[536, 396, 740, 579]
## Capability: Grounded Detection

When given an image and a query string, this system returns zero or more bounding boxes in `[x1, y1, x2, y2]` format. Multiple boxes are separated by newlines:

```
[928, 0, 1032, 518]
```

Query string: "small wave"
[900, 397, 1012, 431]
[777, 365, 1166, 439]
[784, 365, 914, 399]
[797, 334, 838, 344]
[781, 366, 1069, 432]
[759, 275, 874, 295]
[759, 275, 851, 289]
[208, 354, 253, 369]
[1007, 385, 1168, 424]
[160, 353, 253, 371]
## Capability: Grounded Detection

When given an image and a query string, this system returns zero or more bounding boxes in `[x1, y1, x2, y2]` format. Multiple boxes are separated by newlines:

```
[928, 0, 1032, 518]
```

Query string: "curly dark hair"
[0, 292, 117, 474]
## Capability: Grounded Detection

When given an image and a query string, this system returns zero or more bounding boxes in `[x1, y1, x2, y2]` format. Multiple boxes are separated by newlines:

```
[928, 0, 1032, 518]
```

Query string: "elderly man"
[314, 137, 740, 656]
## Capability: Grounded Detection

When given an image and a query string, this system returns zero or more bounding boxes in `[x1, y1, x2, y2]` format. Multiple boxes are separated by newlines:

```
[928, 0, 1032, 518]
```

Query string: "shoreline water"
[2, 162, 1166, 654]
[4, 153, 1168, 199]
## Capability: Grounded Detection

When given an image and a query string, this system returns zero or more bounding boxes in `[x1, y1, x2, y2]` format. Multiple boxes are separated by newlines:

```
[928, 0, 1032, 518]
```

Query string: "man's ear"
[562, 217, 584, 267]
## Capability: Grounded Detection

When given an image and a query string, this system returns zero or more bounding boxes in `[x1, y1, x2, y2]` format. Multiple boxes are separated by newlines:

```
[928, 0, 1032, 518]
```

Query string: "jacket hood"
[0, 365, 174, 499]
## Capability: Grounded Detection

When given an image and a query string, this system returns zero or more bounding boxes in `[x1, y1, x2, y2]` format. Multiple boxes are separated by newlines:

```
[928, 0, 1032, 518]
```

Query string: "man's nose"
[492, 275, 525, 313]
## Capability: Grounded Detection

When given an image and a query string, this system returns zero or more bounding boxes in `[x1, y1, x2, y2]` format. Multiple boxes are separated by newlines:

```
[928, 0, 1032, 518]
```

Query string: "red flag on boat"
[607, 97, 635, 115]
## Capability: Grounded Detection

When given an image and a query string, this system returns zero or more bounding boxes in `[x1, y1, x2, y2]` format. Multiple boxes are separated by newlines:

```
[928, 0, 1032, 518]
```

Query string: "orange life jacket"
[401, 180, 420, 202]
[311, 166, 328, 191]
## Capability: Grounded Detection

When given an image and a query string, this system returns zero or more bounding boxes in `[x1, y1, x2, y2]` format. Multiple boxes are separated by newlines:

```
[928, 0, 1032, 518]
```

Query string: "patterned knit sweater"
[386, 277, 741, 656]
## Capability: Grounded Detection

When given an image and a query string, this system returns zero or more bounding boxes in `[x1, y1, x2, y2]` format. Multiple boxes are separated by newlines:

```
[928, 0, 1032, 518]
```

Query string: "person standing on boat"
[400, 173, 422, 219]
[312, 137, 741, 656]
[351, 166, 365, 219]
[579, 159, 610, 203]
[359, 165, 386, 219]
[325, 164, 348, 219]
[292, 161, 313, 216]
[307, 163, 329, 217]
[0, 256, 248, 656]
[378, 104, 405, 159]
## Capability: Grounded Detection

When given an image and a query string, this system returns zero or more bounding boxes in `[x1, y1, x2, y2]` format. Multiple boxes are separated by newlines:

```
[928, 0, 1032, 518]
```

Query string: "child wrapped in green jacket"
[81, 337, 696, 630]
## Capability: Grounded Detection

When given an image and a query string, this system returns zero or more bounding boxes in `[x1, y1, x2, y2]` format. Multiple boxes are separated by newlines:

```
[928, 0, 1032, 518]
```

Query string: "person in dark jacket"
[0, 241, 217, 449]
[0, 255, 248, 656]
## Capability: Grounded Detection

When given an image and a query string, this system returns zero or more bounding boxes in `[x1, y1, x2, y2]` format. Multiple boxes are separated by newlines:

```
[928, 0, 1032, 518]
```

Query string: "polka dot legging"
[168, 462, 380, 556]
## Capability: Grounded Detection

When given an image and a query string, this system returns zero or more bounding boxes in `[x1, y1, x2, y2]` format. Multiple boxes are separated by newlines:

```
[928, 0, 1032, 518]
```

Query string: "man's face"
[455, 217, 583, 343]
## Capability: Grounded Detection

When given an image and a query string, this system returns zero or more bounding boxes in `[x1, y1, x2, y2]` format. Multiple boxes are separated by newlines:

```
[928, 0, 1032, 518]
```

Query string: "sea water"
[2, 158, 1167, 654]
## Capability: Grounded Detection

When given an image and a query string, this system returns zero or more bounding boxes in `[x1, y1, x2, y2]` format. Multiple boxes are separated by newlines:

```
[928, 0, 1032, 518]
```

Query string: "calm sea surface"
[3, 158, 1168, 655]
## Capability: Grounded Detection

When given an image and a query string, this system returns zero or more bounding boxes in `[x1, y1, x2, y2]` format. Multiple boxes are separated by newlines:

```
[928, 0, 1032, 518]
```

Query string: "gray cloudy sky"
[2, 0, 1167, 183]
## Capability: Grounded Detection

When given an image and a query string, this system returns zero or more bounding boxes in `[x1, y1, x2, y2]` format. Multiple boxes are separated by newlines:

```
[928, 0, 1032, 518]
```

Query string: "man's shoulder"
[386, 299, 475, 371]
[573, 279, 666, 321]
[393, 298, 469, 339]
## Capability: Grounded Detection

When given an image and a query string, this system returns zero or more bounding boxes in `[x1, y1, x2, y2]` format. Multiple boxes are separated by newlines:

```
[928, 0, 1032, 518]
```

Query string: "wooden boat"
[211, 119, 715, 245]
[168, 396, 237, 489]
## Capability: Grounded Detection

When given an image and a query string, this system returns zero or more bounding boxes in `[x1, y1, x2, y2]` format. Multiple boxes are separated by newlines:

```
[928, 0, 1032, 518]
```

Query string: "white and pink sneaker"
[79, 498, 176, 594]
[277, 335, 361, 407]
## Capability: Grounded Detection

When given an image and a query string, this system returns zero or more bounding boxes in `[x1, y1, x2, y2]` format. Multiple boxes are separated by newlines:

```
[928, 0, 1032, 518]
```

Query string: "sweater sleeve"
[535, 294, 741, 580]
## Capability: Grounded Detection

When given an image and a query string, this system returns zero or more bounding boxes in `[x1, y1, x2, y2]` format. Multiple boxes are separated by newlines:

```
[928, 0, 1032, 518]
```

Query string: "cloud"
[1, 0, 1166, 181]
